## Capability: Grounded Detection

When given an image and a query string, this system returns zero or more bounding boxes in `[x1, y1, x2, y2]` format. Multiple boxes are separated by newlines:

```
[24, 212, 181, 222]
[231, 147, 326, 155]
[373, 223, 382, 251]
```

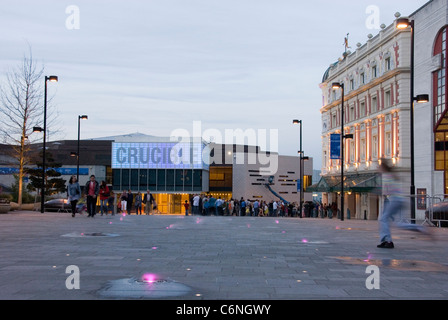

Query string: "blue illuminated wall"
[111, 142, 208, 170]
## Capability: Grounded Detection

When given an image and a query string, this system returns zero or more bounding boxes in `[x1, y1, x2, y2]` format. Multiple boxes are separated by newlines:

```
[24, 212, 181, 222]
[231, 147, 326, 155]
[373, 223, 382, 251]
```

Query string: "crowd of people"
[181, 194, 341, 219]
[67, 175, 340, 219]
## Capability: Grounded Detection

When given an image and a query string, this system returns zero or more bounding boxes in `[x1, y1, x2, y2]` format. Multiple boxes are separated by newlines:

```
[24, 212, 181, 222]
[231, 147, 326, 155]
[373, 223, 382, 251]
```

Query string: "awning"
[307, 173, 381, 193]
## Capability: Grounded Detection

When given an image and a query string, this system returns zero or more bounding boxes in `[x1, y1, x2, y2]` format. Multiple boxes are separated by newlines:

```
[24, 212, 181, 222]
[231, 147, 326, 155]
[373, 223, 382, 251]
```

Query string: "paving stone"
[1, 211, 448, 300]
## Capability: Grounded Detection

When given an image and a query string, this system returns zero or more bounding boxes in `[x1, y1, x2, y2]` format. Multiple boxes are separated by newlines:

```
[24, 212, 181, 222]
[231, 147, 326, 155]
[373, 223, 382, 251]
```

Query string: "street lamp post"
[396, 18, 430, 223]
[41, 75, 58, 213]
[77, 115, 88, 181]
[293, 119, 303, 217]
[331, 82, 353, 221]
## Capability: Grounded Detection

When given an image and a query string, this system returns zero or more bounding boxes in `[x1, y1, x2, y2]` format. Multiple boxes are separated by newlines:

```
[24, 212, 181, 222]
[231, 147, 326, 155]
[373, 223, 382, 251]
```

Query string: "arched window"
[433, 26, 448, 195]
[433, 26, 447, 131]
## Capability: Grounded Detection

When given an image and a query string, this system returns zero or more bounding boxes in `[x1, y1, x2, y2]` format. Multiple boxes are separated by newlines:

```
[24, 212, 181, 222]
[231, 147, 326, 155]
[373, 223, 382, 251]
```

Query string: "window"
[360, 72, 365, 85]
[385, 57, 391, 71]
[122, 169, 130, 189]
[139, 170, 148, 189]
[148, 169, 157, 188]
[385, 132, 392, 156]
[350, 79, 354, 91]
[361, 138, 366, 161]
[372, 65, 377, 78]
[372, 96, 378, 113]
[385, 90, 391, 108]
[166, 169, 174, 191]
[193, 170, 202, 191]
[372, 135, 378, 159]
[360, 101, 366, 118]
[433, 26, 448, 195]
[350, 105, 355, 122]
[157, 170, 166, 191]
[131, 169, 139, 190]
[350, 140, 355, 163]
[434, 27, 447, 128]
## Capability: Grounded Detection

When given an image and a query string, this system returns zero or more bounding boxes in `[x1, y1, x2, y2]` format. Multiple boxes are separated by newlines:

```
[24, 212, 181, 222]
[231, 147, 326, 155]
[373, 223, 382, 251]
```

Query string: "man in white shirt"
[273, 201, 278, 217]
[192, 194, 200, 215]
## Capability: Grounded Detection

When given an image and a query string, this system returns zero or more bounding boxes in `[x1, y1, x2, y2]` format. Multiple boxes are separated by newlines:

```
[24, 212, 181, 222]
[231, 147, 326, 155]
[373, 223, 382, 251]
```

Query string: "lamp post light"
[396, 18, 430, 223]
[293, 119, 304, 217]
[76, 115, 88, 180]
[331, 82, 353, 221]
[40, 75, 58, 213]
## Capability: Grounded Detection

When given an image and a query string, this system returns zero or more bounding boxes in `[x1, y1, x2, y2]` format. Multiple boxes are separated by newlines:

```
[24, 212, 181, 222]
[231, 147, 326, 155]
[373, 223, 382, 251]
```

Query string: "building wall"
[233, 153, 313, 204]
[412, 0, 448, 204]
[319, 16, 414, 220]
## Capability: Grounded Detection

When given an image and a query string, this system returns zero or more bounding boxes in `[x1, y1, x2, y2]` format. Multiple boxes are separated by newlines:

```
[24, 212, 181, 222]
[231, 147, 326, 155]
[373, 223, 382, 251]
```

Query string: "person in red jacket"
[99, 181, 110, 216]
[183, 200, 190, 216]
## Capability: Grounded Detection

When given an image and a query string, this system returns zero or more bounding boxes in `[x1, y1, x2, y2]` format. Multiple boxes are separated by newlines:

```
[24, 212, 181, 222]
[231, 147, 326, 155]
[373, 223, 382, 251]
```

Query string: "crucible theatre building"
[0, 133, 313, 214]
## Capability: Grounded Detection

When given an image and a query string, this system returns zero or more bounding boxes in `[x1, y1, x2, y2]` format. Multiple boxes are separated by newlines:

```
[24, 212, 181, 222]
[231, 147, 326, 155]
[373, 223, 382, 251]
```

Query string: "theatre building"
[0, 133, 313, 214]
[316, 0, 448, 221]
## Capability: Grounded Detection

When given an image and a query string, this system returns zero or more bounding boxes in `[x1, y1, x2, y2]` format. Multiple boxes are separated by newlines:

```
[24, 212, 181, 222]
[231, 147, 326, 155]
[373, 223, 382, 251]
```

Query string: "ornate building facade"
[316, 0, 448, 221]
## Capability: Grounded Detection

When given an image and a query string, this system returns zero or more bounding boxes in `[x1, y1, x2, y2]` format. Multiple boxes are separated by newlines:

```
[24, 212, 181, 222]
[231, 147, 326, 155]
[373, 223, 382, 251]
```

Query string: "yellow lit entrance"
[142, 193, 191, 215]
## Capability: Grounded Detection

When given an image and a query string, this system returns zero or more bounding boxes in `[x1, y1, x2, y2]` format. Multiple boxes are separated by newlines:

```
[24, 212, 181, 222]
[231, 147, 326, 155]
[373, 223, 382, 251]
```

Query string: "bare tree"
[0, 49, 59, 208]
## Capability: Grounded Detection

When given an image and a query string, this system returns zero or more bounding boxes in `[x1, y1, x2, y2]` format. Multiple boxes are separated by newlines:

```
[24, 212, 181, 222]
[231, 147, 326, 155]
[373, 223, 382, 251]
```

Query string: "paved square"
[1, 211, 447, 300]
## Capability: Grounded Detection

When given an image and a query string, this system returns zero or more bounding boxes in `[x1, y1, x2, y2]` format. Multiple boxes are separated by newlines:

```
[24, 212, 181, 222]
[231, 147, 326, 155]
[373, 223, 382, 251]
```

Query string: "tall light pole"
[77, 115, 88, 181]
[396, 18, 429, 223]
[293, 119, 303, 217]
[41, 75, 58, 213]
[331, 83, 353, 221]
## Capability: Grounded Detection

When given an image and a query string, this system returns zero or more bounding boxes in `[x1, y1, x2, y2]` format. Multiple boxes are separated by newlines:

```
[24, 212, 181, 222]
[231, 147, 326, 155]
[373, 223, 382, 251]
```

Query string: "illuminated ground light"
[98, 276, 191, 299]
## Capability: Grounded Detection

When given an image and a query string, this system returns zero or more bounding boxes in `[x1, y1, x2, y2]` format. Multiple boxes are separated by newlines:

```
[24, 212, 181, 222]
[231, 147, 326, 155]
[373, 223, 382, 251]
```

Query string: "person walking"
[192, 194, 200, 215]
[67, 175, 81, 218]
[143, 190, 154, 215]
[85, 175, 99, 217]
[99, 181, 110, 216]
[120, 191, 128, 214]
[377, 158, 428, 249]
[127, 190, 133, 215]
[134, 192, 142, 215]
[240, 198, 246, 216]
[184, 200, 190, 216]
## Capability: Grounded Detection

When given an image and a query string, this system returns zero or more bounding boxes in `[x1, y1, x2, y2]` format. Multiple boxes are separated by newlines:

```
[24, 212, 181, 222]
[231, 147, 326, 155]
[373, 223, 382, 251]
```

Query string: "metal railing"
[389, 194, 448, 228]
[424, 194, 448, 228]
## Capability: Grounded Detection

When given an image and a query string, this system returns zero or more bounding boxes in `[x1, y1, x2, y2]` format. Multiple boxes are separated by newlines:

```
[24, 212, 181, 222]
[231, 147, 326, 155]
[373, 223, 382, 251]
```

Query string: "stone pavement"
[0, 210, 447, 300]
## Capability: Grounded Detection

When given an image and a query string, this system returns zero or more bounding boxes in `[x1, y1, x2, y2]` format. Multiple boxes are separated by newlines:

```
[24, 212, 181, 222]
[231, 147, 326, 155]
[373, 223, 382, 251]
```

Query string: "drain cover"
[62, 232, 119, 238]
[98, 277, 191, 299]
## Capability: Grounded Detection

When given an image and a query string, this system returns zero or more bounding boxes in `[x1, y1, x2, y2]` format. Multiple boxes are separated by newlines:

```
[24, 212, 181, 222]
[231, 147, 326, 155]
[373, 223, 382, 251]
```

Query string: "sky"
[0, 0, 430, 169]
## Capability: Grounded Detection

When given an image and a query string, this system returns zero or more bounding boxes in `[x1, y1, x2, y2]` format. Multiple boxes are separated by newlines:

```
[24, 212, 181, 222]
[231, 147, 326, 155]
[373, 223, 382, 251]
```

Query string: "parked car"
[425, 200, 448, 227]
[44, 199, 86, 214]
[44, 199, 71, 212]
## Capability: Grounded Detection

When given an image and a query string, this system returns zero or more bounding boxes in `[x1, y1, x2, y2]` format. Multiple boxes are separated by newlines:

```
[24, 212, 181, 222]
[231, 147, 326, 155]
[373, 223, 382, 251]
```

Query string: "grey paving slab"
[0, 211, 448, 300]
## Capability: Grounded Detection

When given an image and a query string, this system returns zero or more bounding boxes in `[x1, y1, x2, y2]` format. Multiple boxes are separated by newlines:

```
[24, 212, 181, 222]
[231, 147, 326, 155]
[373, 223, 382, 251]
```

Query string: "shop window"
[113, 169, 121, 191]
[193, 170, 202, 191]
[122, 169, 130, 190]
[166, 169, 174, 191]
[157, 170, 166, 191]
[131, 169, 139, 190]
[148, 169, 157, 188]
[139, 170, 148, 189]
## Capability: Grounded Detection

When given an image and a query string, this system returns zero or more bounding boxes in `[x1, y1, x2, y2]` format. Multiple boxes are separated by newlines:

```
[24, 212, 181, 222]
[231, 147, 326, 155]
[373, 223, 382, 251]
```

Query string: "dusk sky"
[0, 0, 429, 169]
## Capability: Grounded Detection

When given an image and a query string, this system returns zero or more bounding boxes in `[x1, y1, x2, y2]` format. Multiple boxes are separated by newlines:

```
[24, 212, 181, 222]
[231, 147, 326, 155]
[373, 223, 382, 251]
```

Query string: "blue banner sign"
[330, 134, 341, 160]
